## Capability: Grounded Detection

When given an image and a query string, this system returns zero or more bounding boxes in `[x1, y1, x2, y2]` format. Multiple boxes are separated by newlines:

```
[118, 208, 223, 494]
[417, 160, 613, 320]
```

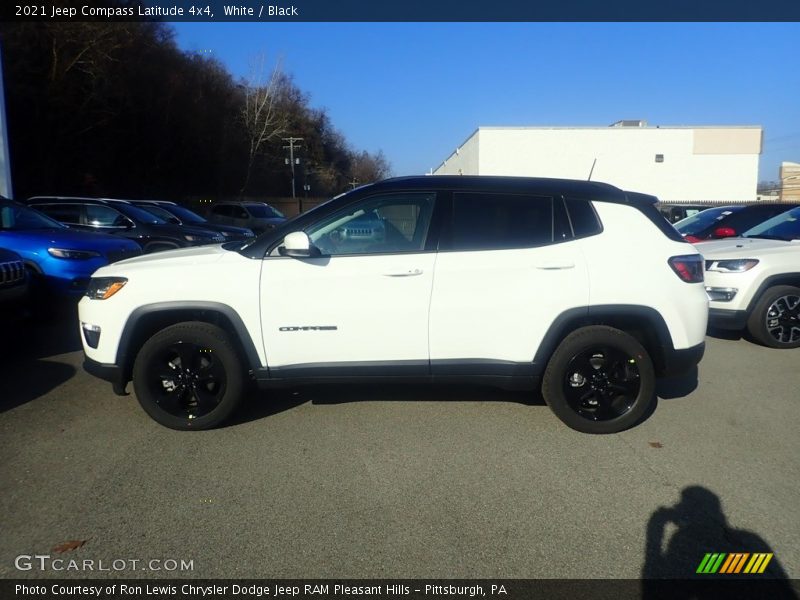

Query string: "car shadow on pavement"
[229, 383, 542, 426]
[641, 485, 799, 599]
[0, 358, 76, 413]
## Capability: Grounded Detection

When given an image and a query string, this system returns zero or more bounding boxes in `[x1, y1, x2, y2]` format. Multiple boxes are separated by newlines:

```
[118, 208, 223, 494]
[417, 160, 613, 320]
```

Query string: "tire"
[746, 285, 800, 349]
[132, 321, 245, 430]
[541, 326, 656, 434]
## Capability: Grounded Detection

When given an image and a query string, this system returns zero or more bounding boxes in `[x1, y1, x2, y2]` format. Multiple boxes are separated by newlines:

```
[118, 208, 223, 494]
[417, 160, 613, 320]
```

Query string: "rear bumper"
[658, 341, 705, 378]
[83, 356, 128, 395]
[708, 308, 748, 331]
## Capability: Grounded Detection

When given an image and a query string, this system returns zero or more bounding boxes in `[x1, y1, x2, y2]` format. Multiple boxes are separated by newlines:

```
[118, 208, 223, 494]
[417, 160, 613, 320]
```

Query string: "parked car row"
[0, 197, 280, 312]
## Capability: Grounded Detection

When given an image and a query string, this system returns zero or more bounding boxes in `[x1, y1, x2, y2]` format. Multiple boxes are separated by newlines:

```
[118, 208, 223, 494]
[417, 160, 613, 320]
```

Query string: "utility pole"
[282, 137, 303, 198]
[348, 177, 360, 190]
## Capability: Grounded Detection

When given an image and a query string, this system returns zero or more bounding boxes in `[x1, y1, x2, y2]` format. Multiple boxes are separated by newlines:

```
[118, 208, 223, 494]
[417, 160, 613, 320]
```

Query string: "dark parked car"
[0, 247, 28, 311]
[659, 204, 711, 224]
[0, 198, 141, 296]
[674, 203, 800, 243]
[130, 200, 255, 242]
[207, 201, 287, 234]
[25, 197, 225, 253]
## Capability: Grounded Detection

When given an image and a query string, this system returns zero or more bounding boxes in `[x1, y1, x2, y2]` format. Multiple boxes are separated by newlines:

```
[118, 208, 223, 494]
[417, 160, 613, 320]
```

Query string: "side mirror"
[280, 231, 321, 258]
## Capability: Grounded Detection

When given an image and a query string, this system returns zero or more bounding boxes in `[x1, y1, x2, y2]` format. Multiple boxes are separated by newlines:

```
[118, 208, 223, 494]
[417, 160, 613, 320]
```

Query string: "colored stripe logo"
[696, 553, 773, 574]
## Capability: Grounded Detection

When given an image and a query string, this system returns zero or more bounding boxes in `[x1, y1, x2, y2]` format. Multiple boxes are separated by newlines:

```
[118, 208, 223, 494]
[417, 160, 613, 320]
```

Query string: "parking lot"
[0, 308, 798, 581]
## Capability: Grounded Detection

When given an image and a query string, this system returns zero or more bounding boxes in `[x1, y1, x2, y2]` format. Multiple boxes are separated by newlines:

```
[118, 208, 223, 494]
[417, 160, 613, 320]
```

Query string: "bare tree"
[239, 54, 288, 195]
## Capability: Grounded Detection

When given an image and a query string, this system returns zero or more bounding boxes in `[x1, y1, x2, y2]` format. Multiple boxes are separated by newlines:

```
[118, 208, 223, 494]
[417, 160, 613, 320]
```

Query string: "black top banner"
[3, 0, 800, 22]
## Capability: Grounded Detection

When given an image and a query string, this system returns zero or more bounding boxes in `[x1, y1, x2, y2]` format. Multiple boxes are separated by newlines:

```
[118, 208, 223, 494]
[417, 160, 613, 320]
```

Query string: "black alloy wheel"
[764, 294, 800, 345]
[132, 322, 245, 429]
[747, 285, 800, 349]
[563, 346, 641, 421]
[542, 326, 656, 434]
[147, 341, 227, 420]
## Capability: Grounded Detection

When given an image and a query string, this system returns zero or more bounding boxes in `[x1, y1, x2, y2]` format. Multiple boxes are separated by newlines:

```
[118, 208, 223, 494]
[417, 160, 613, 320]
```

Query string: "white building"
[433, 121, 762, 202]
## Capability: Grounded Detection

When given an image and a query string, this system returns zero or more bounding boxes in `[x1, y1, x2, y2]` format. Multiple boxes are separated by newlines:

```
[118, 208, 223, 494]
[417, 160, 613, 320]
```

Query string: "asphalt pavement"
[1, 310, 798, 581]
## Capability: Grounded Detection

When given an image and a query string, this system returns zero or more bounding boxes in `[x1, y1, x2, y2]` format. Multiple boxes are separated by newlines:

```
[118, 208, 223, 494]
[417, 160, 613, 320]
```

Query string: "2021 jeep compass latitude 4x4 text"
[79, 177, 708, 434]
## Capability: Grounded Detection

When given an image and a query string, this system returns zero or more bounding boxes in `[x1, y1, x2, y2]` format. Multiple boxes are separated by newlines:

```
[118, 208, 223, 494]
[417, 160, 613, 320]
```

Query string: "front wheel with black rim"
[541, 326, 656, 434]
[132, 322, 245, 430]
[746, 285, 800, 349]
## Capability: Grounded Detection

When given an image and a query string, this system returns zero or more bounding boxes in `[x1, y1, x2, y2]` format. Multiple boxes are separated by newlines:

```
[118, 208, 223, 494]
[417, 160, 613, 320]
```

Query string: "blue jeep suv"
[0, 198, 142, 295]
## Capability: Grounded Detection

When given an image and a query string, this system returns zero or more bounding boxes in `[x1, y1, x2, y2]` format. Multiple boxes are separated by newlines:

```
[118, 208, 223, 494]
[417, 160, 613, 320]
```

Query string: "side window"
[211, 205, 230, 216]
[450, 193, 553, 251]
[306, 193, 435, 256]
[235, 207, 249, 219]
[564, 198, 602, 238]
[86, 204, 130, 227]
[36, 204, 81, 224]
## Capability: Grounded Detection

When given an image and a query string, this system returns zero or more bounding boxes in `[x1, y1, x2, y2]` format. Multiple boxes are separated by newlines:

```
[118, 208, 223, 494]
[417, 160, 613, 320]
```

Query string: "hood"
[107, 242, 229, 269]
[695, 237, 800, 259]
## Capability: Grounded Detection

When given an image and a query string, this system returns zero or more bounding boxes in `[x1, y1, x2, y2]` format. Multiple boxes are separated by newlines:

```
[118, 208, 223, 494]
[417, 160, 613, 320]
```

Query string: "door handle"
[535, 261, 575, 270]
[383, 268, 423, 277]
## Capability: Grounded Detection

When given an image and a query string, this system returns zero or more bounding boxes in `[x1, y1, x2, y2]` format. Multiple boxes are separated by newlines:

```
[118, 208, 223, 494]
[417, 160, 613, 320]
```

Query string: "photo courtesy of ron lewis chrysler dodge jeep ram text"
[78, 176, 708, 434]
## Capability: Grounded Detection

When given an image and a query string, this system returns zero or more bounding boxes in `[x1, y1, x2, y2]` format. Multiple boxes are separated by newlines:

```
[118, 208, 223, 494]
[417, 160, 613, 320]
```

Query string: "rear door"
[428, 192, 590, 374]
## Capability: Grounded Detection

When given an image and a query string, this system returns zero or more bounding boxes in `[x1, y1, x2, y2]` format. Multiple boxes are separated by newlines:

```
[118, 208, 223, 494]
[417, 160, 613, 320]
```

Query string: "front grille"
[106, 249, 143, 263]
[0, 260, 25, 286]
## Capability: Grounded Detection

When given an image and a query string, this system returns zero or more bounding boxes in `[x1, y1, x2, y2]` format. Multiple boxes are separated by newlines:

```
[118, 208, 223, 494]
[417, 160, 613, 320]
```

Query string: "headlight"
[85, 277, 128, 300]
[220, 231, 232, 237]
[48, 248, 101, 259]
[705, 259, 759, 273]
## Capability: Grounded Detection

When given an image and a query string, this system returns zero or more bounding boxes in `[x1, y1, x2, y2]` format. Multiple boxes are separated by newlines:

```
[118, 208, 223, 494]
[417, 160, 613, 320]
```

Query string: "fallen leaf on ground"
[649, 441, 664, 448]
[52, 540, 88, 553]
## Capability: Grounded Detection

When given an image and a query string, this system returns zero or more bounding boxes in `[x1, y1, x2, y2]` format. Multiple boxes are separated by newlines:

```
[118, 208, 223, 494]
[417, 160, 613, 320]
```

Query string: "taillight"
[669, 255, 704, 283]
[713, 226, 736, 238]
[684, 234, 702, 243]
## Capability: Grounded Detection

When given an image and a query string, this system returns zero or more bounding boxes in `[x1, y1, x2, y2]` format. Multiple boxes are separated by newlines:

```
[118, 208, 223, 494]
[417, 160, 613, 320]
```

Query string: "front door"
[259, 192, 438, 375]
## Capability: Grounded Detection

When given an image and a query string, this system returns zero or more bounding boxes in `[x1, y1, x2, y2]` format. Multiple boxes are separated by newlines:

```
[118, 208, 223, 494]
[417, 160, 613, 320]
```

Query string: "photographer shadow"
[641, 486, 798, 599]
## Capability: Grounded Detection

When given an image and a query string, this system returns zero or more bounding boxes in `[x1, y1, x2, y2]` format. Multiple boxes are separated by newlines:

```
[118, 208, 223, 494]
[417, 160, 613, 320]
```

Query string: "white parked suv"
[697, 205, 800, 348]
[78, 177, 708, 433]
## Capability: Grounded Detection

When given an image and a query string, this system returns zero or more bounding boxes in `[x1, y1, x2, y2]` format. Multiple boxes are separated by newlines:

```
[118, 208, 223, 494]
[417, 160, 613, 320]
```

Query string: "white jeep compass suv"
[698, 205, 800, 348]
[79, 177, 708, 433]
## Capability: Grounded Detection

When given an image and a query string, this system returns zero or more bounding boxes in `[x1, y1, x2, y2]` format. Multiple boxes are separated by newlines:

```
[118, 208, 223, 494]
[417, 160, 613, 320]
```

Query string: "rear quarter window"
[564, 198, 602, 238]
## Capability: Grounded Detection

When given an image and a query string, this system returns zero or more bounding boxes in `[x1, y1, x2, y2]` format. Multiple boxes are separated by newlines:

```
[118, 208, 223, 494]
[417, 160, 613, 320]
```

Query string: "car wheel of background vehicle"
[746, 285, 800, 349]
[541, 326, 656, 434]
[132, 321, 245, 430]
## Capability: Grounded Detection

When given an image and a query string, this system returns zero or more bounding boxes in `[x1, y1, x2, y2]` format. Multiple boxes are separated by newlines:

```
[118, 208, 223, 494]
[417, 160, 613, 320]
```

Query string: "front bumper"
[708, 308, 749, 331]
[83, 356, 128, 396]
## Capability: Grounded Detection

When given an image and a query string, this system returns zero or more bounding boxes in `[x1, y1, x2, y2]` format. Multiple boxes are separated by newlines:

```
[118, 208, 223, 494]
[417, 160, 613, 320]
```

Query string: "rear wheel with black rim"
[542, 326, 656, 434]
[132, 322, 245, 430]
[746, 285, 800, 349]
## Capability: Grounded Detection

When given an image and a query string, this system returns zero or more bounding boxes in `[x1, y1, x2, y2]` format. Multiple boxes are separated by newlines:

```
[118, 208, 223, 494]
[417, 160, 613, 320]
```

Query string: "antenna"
[588, 158, 597, 181]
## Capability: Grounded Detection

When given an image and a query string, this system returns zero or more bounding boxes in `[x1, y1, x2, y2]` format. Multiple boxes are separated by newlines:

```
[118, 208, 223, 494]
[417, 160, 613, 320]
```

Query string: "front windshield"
[674, 207, 741, 235]
[742, 207, 800, 241]
[245, 204, 285, 219]
[117, 203, 167, 224]
[0, 202, 66, 230]
[165, 204, 206, 224]
[138, 205, 177, 222]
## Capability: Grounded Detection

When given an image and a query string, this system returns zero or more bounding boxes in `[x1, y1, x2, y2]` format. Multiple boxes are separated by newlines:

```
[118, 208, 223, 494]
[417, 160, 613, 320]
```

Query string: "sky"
[171, 23, 800, 182]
